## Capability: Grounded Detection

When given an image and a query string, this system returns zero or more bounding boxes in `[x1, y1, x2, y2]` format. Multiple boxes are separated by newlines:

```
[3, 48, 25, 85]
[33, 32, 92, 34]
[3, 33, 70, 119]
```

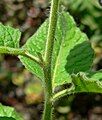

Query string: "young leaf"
[71, 72, 102, 93]
[0, 23, 21, 48]
[0, 104, 23, 120]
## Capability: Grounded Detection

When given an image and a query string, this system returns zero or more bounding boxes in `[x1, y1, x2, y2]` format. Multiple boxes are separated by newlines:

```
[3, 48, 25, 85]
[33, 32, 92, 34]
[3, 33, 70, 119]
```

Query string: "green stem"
[0, 46, 42, 66]
[24, 52, 43, 66]
[51, 84, 75, 102]
[0, 46, 25, 55]
[42, 0, 59, 120]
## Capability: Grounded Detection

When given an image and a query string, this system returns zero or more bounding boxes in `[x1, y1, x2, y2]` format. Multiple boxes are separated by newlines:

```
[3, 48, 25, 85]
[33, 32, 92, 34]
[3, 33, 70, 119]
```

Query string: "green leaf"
[0, 104, 23, 120]
[19, 21, 48, 80]
[71, 72, 102, 93]
[19, 12, 94, 86]
[52, 12, 94, 87]
[0, 23, 21, 48]
[0, 117, 15, 120]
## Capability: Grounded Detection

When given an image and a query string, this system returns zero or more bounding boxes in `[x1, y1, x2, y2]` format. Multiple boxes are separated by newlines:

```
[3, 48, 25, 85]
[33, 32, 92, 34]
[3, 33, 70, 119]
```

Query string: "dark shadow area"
[0, 117, 15, 120]
[65, 41, 94, 74]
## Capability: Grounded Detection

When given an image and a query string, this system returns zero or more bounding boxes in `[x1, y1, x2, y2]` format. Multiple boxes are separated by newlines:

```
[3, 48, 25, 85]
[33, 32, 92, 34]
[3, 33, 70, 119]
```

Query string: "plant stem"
[0, 46, 25, 55]
[52, 85, 75, 102]
[0, 46, 42, 66]
[43, 0, 59, 120]
[24, 52, 43, 66]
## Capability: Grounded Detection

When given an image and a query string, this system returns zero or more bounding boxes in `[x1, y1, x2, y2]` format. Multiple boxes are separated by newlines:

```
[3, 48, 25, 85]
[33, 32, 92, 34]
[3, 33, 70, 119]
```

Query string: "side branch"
[24, 52, 43, 67]
[52, 84, 75, 102]
[0, 46, 25, 55]
[0, 46, 42, 66]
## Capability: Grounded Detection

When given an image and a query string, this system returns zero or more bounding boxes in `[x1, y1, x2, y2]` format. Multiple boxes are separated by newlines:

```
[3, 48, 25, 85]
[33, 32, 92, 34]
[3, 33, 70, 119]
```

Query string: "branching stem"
[24, 52, 43, 66]
[0, 46, 25, 55]
[0, 46, 42, 66]
[51, 85, 75, 102]
[42, 0, 59, 120]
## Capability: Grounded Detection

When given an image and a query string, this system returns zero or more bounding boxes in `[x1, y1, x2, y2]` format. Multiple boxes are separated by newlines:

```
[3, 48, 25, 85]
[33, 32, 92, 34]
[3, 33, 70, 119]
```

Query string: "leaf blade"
[71, 72, 102, 93]
[0, 23, 21, 48]
[0, 104, 23, 120]
[52, 12, 94, 87]
[19, 21, 48, 80]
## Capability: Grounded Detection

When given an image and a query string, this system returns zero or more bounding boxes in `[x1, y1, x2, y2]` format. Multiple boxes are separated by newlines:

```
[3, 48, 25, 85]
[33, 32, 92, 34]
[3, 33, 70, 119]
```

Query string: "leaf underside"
[0, 104, 23, 120]
[19, 12, 94, 87]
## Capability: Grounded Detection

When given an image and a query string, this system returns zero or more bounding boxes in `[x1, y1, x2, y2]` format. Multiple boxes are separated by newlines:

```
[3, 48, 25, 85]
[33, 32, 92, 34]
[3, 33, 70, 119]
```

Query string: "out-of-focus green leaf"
[0, 104, 23, 120]
[0, 117, 15, 120]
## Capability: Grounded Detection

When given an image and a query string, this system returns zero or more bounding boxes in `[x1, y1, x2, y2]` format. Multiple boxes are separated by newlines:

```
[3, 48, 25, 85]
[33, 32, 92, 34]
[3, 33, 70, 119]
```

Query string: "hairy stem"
[42, 0, 59, 120]
[52, 85, 75, 102]
[24, 52, 43, 66]
[0, 46, 42, 66]
[0, 46, 25, 55]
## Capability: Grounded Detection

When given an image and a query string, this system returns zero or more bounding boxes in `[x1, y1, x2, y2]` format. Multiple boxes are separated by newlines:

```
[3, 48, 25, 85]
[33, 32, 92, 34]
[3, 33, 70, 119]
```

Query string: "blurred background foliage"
[0, 0, 102, 120]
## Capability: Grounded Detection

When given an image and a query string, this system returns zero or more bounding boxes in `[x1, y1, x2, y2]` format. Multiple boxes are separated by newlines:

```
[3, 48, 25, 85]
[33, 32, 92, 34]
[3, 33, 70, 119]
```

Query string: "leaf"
[0, 23, 21, 48]
[19, 21, 48, 80]
[0, 104, 23, 120]
[52, 12, 94, 87]
[71, 72, 102, 93]
[0, 117, 15, 120]
[19, 12, 94, 86]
